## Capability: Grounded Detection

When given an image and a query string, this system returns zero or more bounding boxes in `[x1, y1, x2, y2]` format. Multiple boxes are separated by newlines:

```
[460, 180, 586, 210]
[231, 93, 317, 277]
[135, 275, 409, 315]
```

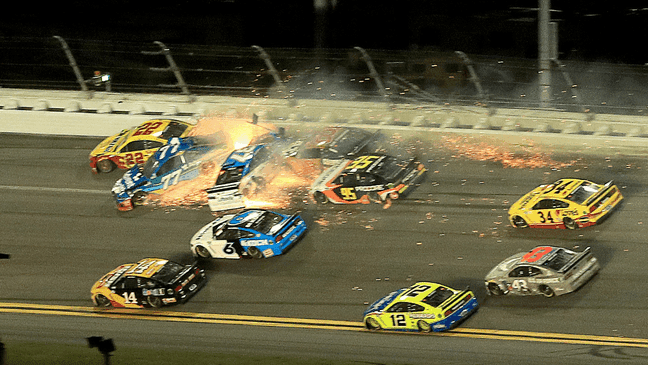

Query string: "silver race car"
[484, 246, 599, 298]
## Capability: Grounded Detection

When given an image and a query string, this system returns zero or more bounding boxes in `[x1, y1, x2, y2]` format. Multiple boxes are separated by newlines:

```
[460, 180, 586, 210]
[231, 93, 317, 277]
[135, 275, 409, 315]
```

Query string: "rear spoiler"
[206, 182, 240, 194]
[274, 212, 302, 235]
[584, 180, 614, 206]
[559, 247, 592, 273]
[206, 182, 245, 212]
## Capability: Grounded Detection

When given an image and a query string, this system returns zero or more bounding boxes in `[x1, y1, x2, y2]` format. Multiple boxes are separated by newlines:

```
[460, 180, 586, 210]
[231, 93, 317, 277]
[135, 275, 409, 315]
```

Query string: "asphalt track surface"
[2, 132, 648, 364]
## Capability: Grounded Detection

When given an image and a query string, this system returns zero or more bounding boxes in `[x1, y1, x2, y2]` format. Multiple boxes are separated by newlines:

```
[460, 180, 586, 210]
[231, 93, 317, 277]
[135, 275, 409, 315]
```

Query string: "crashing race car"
[112, 135, 225, 211]
[484, 246, 600, 298]
[206, 143, 275, 212]
[91, 258, 206, 308]
[285, 126, 384, 166]
[190, 209, 307, 259]
[508, 178, 623, 229]
[89, 119, 193, 174]
[363, 282, 478, 333]
[309, 154, 427, 204]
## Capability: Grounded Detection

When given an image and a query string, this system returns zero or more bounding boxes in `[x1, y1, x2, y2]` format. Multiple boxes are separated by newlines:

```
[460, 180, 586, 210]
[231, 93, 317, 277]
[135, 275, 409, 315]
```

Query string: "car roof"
[122, 258, 170, 278]
[536, 179, 586, 199]
[393, 282, 449, 304]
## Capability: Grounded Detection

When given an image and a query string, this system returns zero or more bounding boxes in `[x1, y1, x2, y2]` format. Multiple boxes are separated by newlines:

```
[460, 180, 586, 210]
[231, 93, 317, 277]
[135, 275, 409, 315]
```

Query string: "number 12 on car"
[390, 314, 407, 327]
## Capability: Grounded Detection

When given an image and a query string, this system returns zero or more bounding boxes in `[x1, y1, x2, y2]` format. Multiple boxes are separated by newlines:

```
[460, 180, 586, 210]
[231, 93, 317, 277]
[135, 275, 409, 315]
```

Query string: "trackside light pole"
[53, 36, 89, 93]
[538, 0, 551, 108]
[142, 41, 192, 100]
[354, 47, 391, 106]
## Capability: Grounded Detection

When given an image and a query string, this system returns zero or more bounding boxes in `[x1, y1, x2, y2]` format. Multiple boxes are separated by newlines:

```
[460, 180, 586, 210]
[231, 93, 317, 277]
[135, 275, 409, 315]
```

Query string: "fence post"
[354, 47, 391, 105]
[455, 51, 486, 104]
[142, 41, 193, 100]
[251, 45, 293, 104]
[53, 36, 89, 95]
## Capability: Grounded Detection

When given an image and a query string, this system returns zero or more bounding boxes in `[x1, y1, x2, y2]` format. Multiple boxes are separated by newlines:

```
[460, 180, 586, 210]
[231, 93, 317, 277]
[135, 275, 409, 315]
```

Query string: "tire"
[313, 191, 328, 204]
[96, 159, 115, 173]
[195, 245, 211, 258]
[512, 216, 529, 228]
[365, 317, 382, 331]
[247, 246, 264, 259]
[563, 217, 577, 230]
[417, 320, 432, 333]
[488, 282, 504, 296]
[147, 296, 163, 308]
[94, 294, 111, 307]
[368, 192, 382, 203]
[132, 191, 147, 206]
[539, 285, 555, 298]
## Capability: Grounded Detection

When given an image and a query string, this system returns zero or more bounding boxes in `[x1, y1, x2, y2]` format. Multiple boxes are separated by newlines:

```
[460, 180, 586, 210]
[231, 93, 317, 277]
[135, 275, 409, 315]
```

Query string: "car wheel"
[147, 296, 163, 308]
[132, 191, 147, 206]
[488, 282, 504, 296]
[512, 216, 529, 228]
[313, 191, 328, 204]
[96, 159, 115, 173]
[539, 285, 555, 298]
[94, 294, 111, 307]
[195, 245, 211, 258]
[368, 192, 383, 203]
[563, 217, 577, 230]
[417, 320, 432, 333]
[247, 246, 264, 259]
[365, 317, 382, 331]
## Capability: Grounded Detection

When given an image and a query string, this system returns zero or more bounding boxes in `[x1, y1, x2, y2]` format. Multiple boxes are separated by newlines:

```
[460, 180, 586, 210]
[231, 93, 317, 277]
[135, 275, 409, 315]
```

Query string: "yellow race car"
[363, 282, 478, 332]
[89, 119, 193, 173]
[508, 178, 623, 229]
[91, 258, 206, 308]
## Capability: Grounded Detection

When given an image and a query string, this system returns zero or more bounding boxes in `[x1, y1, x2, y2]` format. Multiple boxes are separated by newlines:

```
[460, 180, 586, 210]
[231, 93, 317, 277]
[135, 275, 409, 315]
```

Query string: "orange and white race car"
[89, 119, 193, 173]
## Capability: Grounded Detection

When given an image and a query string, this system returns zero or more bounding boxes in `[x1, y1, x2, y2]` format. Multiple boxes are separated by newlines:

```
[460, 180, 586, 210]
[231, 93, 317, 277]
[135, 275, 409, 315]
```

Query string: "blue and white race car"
[190, 209, 307, 259]
[112, 136, 224, 211]
[205, 144, 274, 212]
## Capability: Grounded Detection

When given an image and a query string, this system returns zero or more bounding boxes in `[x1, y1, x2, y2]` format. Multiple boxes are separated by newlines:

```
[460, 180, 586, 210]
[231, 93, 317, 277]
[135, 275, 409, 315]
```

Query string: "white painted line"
[0, 185, 108, 194]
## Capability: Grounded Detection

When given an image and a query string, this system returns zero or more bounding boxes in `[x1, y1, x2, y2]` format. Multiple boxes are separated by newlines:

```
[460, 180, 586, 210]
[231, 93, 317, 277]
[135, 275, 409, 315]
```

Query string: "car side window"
[532, 199, 554, 210]
[142, 140, 163, 150]
[358, 173, 376, 185]
[121, 277, 139, 289]
[509, 266, 532, 278]
[552, 199, 570, 209]
[239, 230, 256, 239]
[386, 302, 409, 313]
[407, 303, 425, 312]
[529, 267, 543, 277]
[156, 156, 183, 177]
[121, 140, 146, 153]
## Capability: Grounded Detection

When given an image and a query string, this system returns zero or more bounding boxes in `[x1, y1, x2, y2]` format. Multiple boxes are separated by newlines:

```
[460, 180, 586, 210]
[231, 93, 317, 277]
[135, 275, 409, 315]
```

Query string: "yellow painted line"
[1, 302, 647, 348]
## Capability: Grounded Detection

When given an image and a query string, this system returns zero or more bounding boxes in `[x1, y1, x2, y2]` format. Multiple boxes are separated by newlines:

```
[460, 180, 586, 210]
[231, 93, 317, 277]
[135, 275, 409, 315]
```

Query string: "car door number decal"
[512, 279, 528, 291]
[223, 243, 235, 254]
[521, 246, 553, 263]
[390, 314, 407, 327]
[537, 211, 555, 223]
[122, 292, 137, 304]
[340, 187, 357, 200]
[161, 170, 182, 189]
[120, 152, 146, 167]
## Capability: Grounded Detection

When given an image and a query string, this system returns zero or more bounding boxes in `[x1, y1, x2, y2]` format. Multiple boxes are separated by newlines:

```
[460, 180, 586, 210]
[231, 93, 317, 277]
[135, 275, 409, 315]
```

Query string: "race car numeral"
[401, 284, 432, 299]
[512, 279, 528, 291]
[223, 243, 235, 255]
[537, 211, 555, 223]
[133, 121, 163, 136]
[340, 187, 357, 200]
[521, 246, 553, 263]
[161, 170, 182, 189]
[121, 152, 145, 167]
[390, 314, 407, 327]
[347, 155, 380, 170]
[122, 292, 137, 304]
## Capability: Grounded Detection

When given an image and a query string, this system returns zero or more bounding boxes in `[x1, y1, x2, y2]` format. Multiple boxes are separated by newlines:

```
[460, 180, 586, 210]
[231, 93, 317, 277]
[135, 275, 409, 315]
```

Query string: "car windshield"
[566, 182, 598, 204]
[160, 121, 189, 139]
[541, 249, 576, 271]
[141, 156, 159, 178]
[151, 261, 185, 284]
[420, 286, 454, 307]
[249, 211, 285, 235]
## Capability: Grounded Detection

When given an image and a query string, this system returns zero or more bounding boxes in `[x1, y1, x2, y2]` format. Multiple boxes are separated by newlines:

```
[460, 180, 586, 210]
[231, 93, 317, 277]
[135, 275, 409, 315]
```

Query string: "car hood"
[112, 166, 148, 197]
[190, 215, 234, 244]
[363, 288, 406, 316]
[90, 129, 130, 157]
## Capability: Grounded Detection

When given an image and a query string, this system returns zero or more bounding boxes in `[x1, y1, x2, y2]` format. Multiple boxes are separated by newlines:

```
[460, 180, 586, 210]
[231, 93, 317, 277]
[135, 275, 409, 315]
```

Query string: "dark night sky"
[2, 1, 648, 64]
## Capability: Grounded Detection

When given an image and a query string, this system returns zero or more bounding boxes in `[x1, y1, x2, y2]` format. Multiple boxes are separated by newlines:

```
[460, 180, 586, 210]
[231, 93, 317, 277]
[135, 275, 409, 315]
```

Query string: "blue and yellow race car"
[363, 282, 478, 332]
[112, 135, 225, 211]
[190, 209, 307, 259]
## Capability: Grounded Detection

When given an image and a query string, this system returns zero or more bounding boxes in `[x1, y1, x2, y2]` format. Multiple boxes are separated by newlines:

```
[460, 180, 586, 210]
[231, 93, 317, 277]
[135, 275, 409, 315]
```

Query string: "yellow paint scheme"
[89, 119, 193, 172]
[508, 178, 623, 229]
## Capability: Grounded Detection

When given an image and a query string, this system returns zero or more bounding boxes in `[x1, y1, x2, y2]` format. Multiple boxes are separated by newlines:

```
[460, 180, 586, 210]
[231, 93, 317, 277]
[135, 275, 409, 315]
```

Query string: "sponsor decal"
[162, 297, 177, 304]
[355, 185, 384, 192]
[263, 248, 274, 258]
[189, 283, 197, 291]
[433, 323, 446, 329]
[241, 239, 271, 247]
[410, 313, 435, 319]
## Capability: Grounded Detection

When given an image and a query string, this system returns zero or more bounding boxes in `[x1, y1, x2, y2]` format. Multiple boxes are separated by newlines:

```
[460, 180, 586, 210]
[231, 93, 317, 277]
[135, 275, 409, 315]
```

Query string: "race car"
[363, 282, 478, 333]
[508, 178, 623, 229]
[484, 246, 599, 298]
[190, 209, 307, 259]
[206, 143, 274, 212]
[91, 258, 206, 308]
[309, 154, 427, 204]
[112, 135, 225, 211]
[89, 119, 193, 174]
